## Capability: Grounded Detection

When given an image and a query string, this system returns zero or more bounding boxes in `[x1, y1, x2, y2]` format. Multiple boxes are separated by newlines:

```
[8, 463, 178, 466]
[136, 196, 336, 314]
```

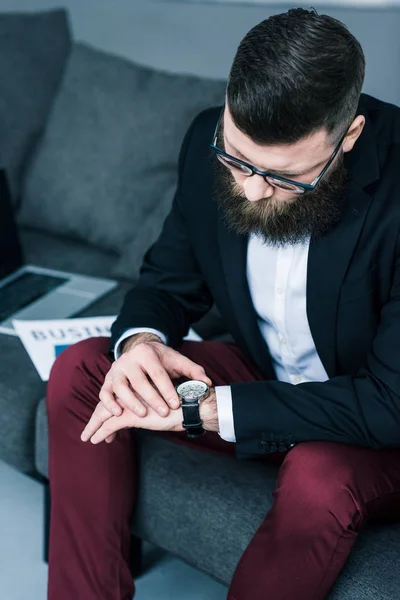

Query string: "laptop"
[0, 170, 117, 336]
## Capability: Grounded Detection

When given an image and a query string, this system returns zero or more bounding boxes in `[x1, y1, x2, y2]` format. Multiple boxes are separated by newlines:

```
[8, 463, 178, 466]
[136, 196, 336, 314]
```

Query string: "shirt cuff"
[215, 385, 236, 443]
[114, 327, 168, 359]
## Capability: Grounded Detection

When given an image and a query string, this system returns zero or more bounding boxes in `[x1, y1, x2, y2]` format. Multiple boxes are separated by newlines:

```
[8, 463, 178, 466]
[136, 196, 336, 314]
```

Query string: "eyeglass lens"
[216, 153, 305, 194]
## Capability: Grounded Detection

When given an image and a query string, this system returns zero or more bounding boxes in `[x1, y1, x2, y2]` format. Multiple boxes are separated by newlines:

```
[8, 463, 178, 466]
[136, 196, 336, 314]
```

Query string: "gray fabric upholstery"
[19, 42, 226, 254]
[35, 397, 49, 478]
[35, 406, 400, 598]
[19, 227, 118, 279]
[1, 334, 45, 473]
[112, 191, 176, 281]
[328, 524, 400, 599]
[0, 9, 71, 205]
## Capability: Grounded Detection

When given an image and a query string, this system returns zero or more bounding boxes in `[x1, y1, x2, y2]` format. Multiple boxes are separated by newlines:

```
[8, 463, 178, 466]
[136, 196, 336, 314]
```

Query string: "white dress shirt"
[114, 232, 329, 442]
[114, 328, 168, 357]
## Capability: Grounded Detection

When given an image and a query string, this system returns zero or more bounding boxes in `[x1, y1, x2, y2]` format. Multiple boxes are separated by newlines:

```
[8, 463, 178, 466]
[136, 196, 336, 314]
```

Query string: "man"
[46, 7, 400, 600]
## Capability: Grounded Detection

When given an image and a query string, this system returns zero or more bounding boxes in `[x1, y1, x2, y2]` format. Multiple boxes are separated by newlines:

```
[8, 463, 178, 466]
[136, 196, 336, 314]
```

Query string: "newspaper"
[12, 316, 202, 381]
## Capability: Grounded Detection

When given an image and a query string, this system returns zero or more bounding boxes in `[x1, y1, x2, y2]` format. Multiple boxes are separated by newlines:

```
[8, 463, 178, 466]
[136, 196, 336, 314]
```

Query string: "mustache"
[212, 152, 349, 246]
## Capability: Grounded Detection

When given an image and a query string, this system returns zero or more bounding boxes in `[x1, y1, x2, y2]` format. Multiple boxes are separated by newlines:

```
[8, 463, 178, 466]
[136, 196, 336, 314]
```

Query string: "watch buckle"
[182, 420, 203, 429]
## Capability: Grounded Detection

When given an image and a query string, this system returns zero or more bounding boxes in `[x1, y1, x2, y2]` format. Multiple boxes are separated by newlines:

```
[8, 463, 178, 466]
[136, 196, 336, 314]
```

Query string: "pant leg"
[47, 337, 136, 600]
[228, 441, 400, 600]
[46, 337, 271, 600]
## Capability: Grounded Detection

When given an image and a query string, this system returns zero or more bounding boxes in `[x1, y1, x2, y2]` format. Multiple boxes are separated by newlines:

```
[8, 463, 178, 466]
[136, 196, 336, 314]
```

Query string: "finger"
[99, 375, 122, 416]
[145, 362, 181, 409]
[112, 369, 148, 417]
[124, 364, 171, 417]
[81, 402, 113, 442]
[134, 343, 212, 397]
[90, 416, 126, 445]
[172, 354, 213, 387]
[105, 432, 116, 443]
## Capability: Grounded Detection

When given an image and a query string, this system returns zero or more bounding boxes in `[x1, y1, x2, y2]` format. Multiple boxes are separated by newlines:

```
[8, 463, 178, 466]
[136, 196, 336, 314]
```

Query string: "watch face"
[177, 380, 208, 401]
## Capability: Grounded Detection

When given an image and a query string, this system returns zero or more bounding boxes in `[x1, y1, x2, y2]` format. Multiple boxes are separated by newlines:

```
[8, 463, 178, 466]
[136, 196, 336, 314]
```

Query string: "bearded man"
[46, 8, 400, 600]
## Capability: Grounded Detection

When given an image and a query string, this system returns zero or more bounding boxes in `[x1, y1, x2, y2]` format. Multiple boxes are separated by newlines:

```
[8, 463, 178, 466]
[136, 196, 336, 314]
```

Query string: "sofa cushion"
[0, 9, 71, 206]
[19, 226, 118, 279]
[0, 334, 45, 474]
[111, 190, 176, 280]
[19, 42, 226, 253]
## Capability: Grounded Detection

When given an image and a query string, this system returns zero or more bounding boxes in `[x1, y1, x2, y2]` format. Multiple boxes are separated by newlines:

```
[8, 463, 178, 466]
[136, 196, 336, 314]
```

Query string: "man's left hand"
[81, 387, 219, 444]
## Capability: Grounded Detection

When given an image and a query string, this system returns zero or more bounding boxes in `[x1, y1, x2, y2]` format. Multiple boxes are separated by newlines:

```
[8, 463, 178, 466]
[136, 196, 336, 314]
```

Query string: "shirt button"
[280, 337, 287, 345]
[294, 375, 303, 383]
[277, 288, 283, 296]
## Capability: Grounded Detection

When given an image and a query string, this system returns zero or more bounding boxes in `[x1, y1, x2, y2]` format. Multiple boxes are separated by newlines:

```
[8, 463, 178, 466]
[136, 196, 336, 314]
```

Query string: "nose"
[243, 175, 274, 202]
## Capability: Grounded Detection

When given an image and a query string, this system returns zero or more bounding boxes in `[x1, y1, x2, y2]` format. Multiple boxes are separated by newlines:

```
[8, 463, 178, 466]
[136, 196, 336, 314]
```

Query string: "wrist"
[121, 332, 163, 354]
[200, 388, 219, 433]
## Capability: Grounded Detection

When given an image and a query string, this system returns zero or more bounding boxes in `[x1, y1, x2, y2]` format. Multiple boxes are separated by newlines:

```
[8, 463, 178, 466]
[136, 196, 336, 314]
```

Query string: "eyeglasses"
[209, 108, 349, 195]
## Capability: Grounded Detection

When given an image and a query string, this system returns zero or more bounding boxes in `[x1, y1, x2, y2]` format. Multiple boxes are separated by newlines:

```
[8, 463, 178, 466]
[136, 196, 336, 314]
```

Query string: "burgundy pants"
[46, 337, 400, 600]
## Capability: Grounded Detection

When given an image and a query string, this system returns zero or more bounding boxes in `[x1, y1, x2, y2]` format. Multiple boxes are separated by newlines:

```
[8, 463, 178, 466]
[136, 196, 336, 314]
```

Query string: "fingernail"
[169, 398, 180, 408]
[112, 407, 121, 416]
[158, 406, 168, 416]
[135, 406, 145, 416]
[81, 434, 87, 442]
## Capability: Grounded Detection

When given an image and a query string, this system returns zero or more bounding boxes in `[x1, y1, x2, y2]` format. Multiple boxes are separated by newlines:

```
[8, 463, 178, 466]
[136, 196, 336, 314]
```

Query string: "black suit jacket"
[111, 93, 400, 459]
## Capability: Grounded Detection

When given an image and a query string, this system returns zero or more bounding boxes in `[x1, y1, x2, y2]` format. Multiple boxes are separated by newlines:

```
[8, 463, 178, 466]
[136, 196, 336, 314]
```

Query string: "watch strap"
[181, 402, 205, 438]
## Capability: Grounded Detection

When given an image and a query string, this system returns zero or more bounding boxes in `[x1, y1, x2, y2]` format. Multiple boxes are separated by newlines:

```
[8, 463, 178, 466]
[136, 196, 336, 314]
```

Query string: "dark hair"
[226, 8, 365, 145]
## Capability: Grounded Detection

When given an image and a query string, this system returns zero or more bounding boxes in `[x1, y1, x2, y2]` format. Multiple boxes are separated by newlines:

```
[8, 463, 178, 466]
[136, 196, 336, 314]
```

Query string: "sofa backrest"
[0, 9, 71, 206]
[18, 42, 226, 264]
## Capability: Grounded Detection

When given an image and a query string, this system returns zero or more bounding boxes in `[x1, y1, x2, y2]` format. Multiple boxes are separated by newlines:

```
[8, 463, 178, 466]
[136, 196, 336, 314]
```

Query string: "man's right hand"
[99, 332, 212, 420]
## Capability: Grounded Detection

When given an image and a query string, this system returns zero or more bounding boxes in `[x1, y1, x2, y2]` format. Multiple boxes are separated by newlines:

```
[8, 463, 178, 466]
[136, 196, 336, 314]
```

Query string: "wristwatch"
[175, 379, 209, 438]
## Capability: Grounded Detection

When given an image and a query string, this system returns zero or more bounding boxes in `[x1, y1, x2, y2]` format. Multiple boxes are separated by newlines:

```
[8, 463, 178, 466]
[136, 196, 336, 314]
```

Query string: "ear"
[343, 115, 366, 153]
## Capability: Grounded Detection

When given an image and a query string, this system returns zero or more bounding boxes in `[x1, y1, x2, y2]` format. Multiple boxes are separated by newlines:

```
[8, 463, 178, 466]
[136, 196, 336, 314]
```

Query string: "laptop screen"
[0, 170, 23, 279]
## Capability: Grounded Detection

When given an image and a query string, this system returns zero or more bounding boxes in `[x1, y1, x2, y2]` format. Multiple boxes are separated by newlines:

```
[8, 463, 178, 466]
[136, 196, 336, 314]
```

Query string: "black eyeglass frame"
[209, 108, 350, 194]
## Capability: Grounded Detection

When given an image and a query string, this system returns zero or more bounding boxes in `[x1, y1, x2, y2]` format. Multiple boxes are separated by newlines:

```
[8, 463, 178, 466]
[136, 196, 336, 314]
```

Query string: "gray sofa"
[2, 7, 400, 599]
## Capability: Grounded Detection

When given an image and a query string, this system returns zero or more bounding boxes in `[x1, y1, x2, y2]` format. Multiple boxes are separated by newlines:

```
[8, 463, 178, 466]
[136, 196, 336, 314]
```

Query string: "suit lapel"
[306, 181, 374, 377]
[306, 105, 380, 378]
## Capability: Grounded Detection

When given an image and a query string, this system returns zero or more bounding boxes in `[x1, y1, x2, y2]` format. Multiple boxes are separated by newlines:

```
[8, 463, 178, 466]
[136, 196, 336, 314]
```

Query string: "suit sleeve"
[109, 115, 214, 356]
[232, 238, 400, 458]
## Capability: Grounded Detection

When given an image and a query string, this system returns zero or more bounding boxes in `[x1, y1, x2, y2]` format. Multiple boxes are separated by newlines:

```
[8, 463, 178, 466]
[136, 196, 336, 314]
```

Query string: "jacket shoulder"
[359, 93, 400, 141]
[186, 106, 223, 154]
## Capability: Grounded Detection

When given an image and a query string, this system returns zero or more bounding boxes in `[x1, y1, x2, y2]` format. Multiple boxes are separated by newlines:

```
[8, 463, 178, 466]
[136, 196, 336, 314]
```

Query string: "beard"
[212, 151, 349, 247]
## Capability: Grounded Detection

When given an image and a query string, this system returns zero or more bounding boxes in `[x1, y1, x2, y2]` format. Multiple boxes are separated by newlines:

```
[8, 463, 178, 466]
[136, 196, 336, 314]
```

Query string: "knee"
[278, 442, 362, 529]
[49, 337, 108, 380]
[47, 337, 110, 416]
